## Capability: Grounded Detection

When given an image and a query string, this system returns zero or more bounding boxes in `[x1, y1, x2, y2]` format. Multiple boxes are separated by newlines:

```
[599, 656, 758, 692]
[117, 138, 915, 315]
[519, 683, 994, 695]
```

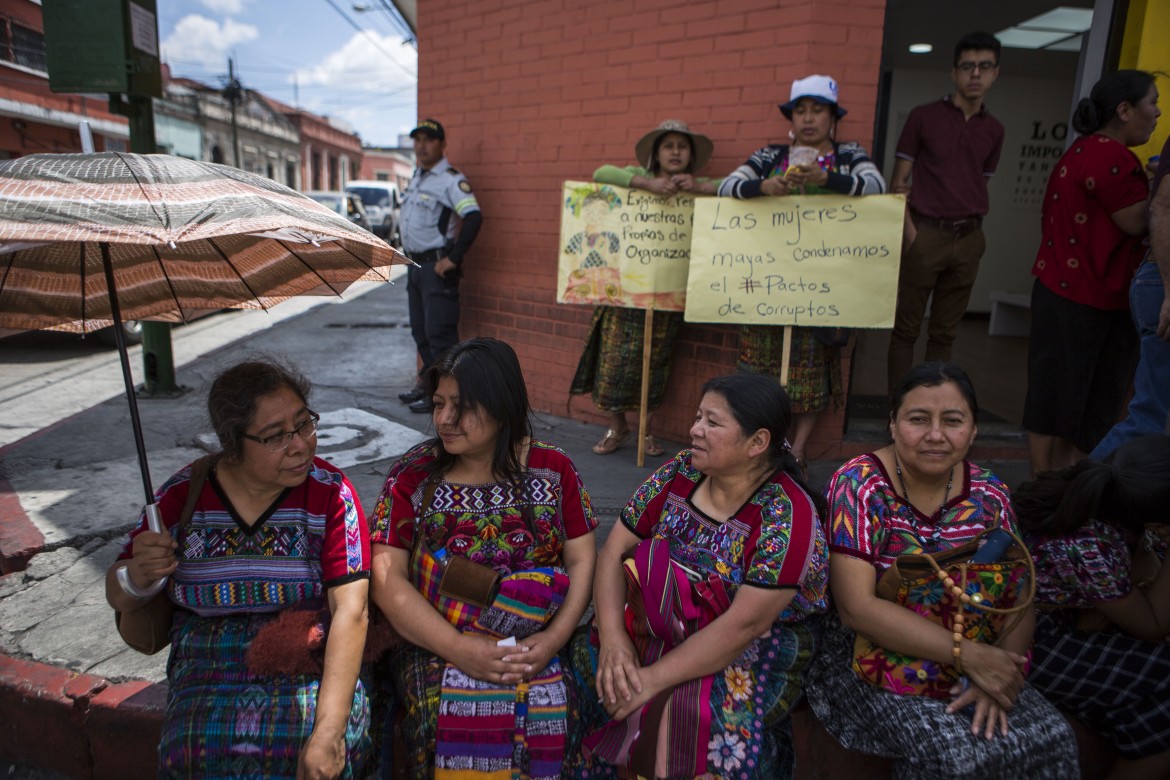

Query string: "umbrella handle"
[115, 503, 168, 599]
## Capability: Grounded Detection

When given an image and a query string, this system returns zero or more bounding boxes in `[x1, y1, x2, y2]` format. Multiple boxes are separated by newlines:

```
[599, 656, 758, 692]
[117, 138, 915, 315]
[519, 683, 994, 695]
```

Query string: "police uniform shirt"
[399, 158, 480, 255]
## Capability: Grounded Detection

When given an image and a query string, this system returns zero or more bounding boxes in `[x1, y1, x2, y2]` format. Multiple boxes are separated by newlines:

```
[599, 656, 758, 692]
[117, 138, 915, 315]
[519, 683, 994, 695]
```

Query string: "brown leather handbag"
[114, 456, 214, 655]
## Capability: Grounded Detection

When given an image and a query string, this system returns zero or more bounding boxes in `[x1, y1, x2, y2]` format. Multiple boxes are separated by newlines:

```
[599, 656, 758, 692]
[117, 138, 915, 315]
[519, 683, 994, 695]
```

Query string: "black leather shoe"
[398, 387, 425, 403]
[408, 398, 434, 414]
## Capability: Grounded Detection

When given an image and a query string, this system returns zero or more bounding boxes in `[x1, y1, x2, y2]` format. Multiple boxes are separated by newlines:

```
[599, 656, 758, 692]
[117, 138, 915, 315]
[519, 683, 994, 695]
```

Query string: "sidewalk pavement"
[0, 280, 1031, 778]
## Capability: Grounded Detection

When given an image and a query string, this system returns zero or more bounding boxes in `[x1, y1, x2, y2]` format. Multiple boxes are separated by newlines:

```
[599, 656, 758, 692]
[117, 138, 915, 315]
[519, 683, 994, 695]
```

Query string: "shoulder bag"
[851, 527, 1036, 699]
[114, 455, 214, 655]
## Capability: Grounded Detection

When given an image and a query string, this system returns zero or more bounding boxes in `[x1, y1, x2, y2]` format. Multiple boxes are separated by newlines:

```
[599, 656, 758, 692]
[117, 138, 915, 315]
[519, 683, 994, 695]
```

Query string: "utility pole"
[224, 58, 243, 169]
[42, 0, 183, 397]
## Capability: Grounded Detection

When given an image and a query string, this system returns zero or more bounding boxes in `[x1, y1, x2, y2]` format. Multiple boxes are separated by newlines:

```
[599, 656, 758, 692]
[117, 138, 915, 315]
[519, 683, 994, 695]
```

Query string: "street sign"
[42, 0, 162, 97]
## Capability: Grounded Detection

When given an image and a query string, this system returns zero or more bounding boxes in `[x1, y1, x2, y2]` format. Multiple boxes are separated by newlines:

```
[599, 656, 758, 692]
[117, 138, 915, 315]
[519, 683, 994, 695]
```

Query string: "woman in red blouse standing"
[1024, 70, 1160, 476]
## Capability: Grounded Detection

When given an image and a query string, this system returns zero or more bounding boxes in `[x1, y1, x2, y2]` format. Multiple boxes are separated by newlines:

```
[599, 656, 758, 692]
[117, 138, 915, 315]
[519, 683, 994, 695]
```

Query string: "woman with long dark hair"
[369, 337, 597, 779]
[571, 373, 828, 779]
[1023, 70, 1160, 475]
[1015, 434, 1170, 779]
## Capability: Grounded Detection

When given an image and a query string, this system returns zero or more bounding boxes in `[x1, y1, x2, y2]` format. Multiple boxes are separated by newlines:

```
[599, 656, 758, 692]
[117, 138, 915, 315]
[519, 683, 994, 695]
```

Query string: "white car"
[346, 180, 401, 246]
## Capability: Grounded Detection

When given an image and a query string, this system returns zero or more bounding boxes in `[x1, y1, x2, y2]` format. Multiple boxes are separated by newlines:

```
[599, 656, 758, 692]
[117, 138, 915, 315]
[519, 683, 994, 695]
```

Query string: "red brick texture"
[417, 0, 886, 457]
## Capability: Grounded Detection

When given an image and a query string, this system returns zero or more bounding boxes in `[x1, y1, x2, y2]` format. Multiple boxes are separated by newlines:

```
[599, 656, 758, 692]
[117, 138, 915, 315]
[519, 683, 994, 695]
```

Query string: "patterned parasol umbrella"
[0, 152, 409, 598]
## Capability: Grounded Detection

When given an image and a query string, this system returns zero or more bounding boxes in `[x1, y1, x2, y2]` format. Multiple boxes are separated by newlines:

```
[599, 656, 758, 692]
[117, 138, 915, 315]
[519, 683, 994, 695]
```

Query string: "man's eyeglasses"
[242, 411, 320, 453]
[957, 61, 997, 73]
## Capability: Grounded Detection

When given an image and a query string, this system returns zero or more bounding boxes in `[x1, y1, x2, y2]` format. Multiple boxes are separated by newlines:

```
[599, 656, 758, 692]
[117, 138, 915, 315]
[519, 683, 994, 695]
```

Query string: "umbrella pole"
[101, 242, 155, 506]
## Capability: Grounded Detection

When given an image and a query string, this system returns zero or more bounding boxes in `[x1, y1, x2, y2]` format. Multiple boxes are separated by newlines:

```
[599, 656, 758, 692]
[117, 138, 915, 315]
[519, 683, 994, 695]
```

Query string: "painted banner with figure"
[685, 193, 905, 327]
[557, 181, 698, 311]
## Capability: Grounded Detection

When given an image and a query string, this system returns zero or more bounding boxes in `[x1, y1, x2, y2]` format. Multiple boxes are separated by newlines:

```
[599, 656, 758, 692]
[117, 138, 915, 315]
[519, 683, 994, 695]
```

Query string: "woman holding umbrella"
[106, 359, 372, 778]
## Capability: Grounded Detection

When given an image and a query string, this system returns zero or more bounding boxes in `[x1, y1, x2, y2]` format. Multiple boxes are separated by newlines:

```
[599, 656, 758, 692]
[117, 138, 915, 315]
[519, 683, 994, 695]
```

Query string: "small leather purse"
[407, 480, 503, 626]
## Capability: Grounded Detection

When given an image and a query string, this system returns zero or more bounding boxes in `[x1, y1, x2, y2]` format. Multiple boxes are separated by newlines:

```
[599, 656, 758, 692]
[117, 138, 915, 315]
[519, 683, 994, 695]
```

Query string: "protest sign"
[685, 193, 905, 327]
[557, 181, 698, 311]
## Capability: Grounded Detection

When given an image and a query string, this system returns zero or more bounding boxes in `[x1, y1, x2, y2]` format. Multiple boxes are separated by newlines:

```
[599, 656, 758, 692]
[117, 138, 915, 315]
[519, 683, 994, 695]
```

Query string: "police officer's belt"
[407, 248, 444, 264]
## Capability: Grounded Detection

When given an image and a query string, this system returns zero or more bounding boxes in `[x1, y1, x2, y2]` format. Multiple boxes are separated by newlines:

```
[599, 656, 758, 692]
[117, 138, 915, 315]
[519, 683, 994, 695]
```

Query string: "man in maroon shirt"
[887, 32, 1005, 391]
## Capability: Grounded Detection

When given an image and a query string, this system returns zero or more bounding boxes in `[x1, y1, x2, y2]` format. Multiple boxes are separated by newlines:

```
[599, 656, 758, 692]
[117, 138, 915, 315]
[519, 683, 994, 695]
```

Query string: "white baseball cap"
[779, 75, 847, 119]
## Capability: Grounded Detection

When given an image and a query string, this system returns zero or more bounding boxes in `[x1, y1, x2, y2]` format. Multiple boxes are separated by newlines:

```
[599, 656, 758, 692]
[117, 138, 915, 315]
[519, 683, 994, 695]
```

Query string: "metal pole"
[227, 58, 241, 169]
[124, 93, 182, 397]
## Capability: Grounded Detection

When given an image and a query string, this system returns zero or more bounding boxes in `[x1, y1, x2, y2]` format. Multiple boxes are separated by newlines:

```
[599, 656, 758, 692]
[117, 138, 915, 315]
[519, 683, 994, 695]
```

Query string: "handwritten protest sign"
[557, 181, 697, 311]
[685, 193, 905, 327]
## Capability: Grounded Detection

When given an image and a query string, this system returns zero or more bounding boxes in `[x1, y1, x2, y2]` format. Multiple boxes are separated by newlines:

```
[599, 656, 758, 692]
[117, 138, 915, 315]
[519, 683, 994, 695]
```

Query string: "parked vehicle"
[307, 191, 373, 234]
[345, 180, 401, 246]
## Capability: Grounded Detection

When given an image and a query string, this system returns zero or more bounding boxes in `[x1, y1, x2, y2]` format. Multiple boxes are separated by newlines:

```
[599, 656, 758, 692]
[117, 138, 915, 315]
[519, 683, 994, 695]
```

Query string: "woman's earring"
[788, 129, 796, 142]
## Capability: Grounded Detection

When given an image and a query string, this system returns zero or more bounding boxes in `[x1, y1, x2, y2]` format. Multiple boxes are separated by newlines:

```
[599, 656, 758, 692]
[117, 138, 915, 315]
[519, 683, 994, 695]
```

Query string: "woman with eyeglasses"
[106, 359, 373, 778]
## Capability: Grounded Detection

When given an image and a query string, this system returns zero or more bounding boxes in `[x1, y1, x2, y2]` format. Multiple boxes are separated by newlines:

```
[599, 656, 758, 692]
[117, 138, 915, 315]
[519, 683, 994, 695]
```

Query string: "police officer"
[397, 118, 484, 412]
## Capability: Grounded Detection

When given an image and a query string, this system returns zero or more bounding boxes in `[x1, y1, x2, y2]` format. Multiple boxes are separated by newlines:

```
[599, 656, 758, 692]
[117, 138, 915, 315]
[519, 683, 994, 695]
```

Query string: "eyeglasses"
[242, 411, 320, 453]
[956, 60, 997, 73]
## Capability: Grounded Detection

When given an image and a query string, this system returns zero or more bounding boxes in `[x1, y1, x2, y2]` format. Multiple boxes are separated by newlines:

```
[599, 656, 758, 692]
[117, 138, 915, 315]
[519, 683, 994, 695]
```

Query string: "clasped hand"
[450, 632, 548, 685]
[595, 635, 662, 721]
[945, 643, 1028, 740]
[128, 530, 177, 589]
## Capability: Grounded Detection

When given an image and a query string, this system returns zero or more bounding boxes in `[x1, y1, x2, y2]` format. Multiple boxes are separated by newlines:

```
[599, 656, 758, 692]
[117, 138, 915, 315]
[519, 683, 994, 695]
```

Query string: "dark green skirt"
[570, 306, 683, 412]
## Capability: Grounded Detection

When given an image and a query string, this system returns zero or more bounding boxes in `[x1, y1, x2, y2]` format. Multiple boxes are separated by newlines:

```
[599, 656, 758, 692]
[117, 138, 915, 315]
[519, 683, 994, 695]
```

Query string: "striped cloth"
[434, 568, 571, 780]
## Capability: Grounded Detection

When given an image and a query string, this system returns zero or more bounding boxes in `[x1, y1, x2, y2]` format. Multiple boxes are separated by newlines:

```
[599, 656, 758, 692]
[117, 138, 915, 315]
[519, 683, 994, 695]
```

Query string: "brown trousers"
[887, 221, 986, 392]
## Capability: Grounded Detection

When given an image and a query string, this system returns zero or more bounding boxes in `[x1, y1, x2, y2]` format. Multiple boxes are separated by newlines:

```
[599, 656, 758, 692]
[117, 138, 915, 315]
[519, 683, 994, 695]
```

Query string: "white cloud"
[161, 15, 260, 70]
[199, 0, 245, 13]
[294, 32, 417, 145]
[295, 31, 416, 90]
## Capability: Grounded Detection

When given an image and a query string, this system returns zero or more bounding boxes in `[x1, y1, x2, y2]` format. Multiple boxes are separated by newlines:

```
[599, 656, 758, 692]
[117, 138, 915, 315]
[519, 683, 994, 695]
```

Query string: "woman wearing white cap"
[571, 119, 719, 459]
[720, 75, 885, 473]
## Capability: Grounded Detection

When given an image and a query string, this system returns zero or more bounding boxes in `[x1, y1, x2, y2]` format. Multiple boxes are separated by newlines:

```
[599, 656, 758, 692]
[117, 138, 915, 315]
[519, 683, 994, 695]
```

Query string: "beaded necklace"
[893, 451, 953, 543]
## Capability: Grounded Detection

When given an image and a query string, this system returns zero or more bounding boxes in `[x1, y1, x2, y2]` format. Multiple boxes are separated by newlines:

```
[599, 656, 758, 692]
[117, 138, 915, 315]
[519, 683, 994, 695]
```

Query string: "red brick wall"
[419, 0, 887, 456]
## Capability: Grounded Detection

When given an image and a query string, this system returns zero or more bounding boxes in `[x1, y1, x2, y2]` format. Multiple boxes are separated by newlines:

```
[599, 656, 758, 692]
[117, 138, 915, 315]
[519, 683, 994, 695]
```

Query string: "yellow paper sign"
[557, 181, 696, 311]
[685, 193, 905, 327]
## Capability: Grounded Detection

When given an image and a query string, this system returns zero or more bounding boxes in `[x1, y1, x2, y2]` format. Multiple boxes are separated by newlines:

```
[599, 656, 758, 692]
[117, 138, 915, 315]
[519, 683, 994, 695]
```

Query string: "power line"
[318, 0, 416, 79]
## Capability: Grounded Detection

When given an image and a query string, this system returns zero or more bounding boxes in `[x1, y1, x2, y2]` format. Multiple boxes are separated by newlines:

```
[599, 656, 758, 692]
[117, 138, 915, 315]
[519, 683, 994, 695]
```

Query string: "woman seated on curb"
[106, 359, 372, 778]
[570, 119, 718, 459]
[368, 337, 597, 779]
[803, 362, 1078, 779]
[569, 374, 828, 779]
[1015, 434, 1170, 780]
[719, 75, 885, 475]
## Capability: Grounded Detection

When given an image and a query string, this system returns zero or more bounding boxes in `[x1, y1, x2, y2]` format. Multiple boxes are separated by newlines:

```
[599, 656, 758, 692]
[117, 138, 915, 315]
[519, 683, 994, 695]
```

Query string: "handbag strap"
[917, 527, 1037, 618]
[177, 455, 215, 534]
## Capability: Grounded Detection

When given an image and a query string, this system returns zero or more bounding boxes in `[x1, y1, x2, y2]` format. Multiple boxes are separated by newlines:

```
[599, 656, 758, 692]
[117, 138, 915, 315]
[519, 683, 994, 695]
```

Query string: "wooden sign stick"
[780, 325, 792, 387]
[637, 305, 654, 468]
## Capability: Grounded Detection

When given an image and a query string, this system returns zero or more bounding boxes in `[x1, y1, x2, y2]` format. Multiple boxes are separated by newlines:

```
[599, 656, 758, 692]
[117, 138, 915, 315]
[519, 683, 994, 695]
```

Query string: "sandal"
[592, 428, 629, 455]
[642, 435, 664, 458]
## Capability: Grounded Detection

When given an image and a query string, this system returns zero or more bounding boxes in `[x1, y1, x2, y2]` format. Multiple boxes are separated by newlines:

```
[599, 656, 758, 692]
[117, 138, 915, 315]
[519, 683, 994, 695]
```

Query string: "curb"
[0, 654, 164, 779]
[0, 478, 42, 575]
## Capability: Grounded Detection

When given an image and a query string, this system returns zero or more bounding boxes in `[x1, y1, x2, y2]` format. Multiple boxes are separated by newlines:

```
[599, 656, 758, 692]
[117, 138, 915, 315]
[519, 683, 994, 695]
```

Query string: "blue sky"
[157, 0, 418, 147]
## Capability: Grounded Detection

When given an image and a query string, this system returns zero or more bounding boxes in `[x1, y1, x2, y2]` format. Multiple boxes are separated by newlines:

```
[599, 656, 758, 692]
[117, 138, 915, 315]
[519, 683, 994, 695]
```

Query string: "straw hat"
[634, 119, 714, 171]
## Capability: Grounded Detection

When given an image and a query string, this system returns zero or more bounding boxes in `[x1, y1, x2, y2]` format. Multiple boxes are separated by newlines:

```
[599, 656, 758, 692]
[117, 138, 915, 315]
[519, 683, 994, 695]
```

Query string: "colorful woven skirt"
[159, 610, 371, 778]
[737, 325, 842, 414]
[570, 306, 683, 412]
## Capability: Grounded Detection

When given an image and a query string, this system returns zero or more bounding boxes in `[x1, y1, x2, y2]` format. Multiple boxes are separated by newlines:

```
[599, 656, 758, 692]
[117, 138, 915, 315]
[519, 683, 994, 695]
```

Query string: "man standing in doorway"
[887, 32, 1004, 390]
[396, 118, 483, 413]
